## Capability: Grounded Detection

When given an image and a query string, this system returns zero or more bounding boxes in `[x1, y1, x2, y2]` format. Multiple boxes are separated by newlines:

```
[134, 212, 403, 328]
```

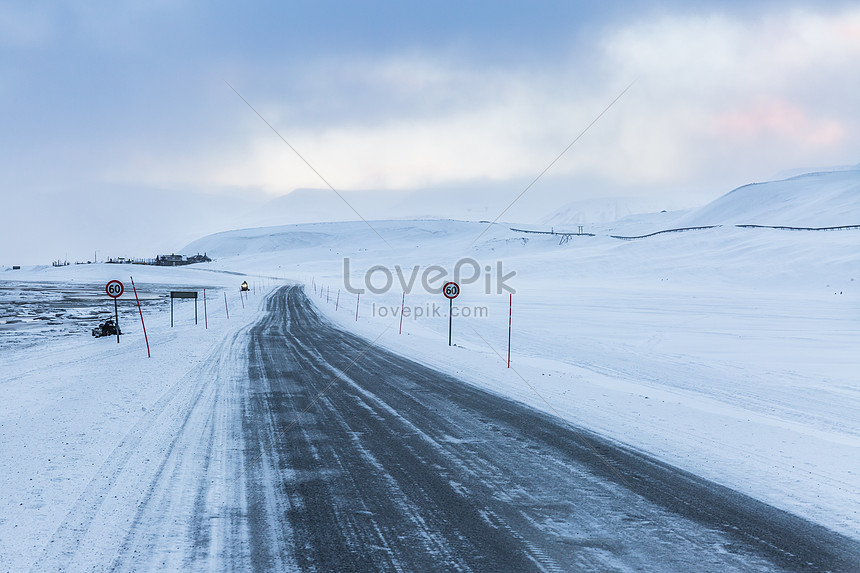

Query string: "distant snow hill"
[182, 219, 498, 258]
[184, 165, 860, 256]
[540, 197, 665, 228]
[241, 186, 520, 228]
[679, 165, 860, 228]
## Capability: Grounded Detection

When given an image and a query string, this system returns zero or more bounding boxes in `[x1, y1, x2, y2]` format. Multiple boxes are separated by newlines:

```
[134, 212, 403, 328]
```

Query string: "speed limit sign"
[104, 280, 124, 344]
[443, 281, 459, 346]
[443, 281, 460, 299]
[106, 280, 124, 298]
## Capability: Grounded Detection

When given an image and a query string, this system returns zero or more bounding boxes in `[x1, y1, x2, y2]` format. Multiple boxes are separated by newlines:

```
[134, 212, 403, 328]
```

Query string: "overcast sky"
[2, 1, 859, 264]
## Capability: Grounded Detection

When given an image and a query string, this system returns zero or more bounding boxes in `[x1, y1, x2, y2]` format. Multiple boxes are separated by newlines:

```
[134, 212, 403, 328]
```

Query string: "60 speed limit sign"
[443, 281, 460, 299]
[105, 280, 124, 344]
[106, 280, 124, 298]
[443, 281, 459, 346]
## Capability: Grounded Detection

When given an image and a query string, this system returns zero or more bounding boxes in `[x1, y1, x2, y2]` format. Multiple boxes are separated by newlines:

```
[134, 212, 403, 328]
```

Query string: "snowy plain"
[0, 265, 277, 571]
[0, 168, 858, 569]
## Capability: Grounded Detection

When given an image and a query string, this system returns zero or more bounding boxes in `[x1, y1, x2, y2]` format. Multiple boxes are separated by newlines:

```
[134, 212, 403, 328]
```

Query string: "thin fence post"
[507, 293, 512, 368]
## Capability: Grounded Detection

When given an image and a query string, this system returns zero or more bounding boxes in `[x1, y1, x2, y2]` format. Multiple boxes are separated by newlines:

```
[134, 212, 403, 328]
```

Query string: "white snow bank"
[0, 268, 274, 571]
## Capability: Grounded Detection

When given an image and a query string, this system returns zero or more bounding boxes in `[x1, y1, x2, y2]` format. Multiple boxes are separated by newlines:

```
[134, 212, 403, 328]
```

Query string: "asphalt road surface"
[37, 285, 860, 571]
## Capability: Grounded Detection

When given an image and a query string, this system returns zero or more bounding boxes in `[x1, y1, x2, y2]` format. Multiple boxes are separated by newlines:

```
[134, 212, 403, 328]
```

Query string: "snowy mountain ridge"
[678, 167, 860, 228]
[184, 166, 860, 256]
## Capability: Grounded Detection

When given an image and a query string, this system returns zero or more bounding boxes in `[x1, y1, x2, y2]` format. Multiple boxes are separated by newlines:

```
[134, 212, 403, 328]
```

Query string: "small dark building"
[186, 253, 212, 264]
[155, 253, 212, 266]
[155, 254, 185, 266]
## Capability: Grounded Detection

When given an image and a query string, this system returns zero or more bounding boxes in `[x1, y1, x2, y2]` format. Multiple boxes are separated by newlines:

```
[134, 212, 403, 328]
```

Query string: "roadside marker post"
[105, 280, 124, 344]
[443, 281, 460, 346]
[507, 293, 512, 368]
[224, 292, 230, 319]
[399, 292, 405, 334]
[130, 277, 150, 358]
[204, 288, 208, 329]
[336, 289, 340, 311]
[356, 292, 360, 321]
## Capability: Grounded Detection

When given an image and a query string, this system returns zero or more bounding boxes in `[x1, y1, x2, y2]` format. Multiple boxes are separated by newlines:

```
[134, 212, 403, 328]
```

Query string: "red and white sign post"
[105, 280, 123, 344]
[443, 281, 460, 346]
[130, 276, 150, 357]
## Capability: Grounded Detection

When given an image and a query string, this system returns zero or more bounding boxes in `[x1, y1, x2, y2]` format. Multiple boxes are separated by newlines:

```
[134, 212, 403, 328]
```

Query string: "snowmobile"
[92, 318, 121, 338]
[241, 281, 249, 292]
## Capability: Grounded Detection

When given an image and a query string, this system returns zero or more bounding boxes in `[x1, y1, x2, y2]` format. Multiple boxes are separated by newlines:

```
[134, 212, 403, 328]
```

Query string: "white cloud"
[599, 8, 860, 182]
[104, 6, 860, 204]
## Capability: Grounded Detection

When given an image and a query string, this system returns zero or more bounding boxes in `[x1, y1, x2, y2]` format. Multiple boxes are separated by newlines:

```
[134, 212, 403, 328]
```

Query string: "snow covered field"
[0, 265, 283, 570]
[1, 168, 858, 568]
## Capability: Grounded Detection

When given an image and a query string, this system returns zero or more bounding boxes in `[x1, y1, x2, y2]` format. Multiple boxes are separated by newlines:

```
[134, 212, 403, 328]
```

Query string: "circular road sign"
[106, 280, 124, 299]
[443, 281, 460, 299]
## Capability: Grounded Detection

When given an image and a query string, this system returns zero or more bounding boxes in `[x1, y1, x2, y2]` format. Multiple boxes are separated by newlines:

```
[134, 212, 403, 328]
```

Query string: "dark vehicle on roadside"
[92, 318, 121, 338]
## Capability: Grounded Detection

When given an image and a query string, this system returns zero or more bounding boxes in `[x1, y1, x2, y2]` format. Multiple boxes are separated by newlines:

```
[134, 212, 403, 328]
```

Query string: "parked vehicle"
[92, 318, 121, 338]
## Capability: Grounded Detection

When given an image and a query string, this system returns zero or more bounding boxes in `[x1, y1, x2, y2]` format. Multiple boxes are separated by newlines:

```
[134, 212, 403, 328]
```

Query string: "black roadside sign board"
[170, 291, 199, 326]
[171, 291, 198, 299]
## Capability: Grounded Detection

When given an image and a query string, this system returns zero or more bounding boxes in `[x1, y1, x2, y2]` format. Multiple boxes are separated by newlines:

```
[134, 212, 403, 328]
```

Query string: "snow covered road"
[11, 285, 860, 571]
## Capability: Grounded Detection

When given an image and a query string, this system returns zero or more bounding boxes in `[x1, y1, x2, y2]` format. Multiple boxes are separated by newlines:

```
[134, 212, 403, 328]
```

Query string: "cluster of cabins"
[153, 253, 212, 266]
[104, 253, 212, 266]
